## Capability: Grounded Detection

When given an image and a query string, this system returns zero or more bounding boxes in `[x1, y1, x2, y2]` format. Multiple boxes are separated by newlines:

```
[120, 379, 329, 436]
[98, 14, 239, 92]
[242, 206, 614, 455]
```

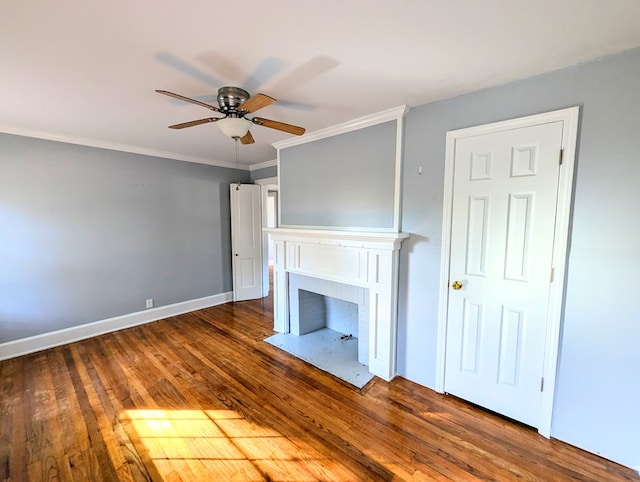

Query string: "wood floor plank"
[171, 317, 474, 480]
[78, 339, 151, 482]
[63, 345, 121, 480]
[2, 288, 638, 481]
[157, 321, 392, 479]
[186, 312, 513, 480]
[1, 359, 27, 482]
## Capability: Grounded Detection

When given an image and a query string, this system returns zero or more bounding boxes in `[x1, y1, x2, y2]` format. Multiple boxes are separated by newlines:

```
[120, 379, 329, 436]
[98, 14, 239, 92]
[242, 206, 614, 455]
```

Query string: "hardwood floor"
[1, 293, 638, 481]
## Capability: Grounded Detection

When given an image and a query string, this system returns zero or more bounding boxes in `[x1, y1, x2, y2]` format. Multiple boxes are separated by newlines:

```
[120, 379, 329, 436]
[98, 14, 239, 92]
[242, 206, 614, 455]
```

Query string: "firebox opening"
[265, 274, 373, 388]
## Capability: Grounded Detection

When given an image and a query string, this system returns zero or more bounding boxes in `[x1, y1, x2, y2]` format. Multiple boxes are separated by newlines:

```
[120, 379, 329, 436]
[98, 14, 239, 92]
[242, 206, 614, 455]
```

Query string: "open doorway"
[255, 177, 278, 298]
[266, 190, 277, 267]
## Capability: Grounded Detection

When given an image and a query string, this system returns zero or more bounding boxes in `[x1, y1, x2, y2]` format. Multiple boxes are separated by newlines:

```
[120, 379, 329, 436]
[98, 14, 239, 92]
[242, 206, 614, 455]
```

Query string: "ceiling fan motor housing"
[217, 86, 250, 114]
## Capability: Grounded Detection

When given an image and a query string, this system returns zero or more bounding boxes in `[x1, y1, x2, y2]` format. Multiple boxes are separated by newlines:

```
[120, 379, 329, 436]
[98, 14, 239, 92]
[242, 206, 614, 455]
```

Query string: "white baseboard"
[0, 292, 233, 361]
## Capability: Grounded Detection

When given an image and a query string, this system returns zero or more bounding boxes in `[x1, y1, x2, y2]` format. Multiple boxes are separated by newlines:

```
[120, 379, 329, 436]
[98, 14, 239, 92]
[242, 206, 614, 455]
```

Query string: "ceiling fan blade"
[252, 117, 305, 136]
[156, 90, 220, 112]
[168, 117, 220, 129]
[240, 130, 255, 145]
[240, 93, 276, 113]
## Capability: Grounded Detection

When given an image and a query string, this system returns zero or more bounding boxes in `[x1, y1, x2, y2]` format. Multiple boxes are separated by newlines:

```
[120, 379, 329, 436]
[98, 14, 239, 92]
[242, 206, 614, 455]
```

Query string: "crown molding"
[249, 159, 277, 171]
[0, 125, 250, 171]
[272, 105, 410, 150]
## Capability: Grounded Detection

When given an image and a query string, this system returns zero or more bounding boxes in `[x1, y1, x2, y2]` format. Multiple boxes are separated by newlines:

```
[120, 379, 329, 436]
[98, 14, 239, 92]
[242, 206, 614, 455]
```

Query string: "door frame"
[435, 106, 580, 437]
[255, 176, 279, 297]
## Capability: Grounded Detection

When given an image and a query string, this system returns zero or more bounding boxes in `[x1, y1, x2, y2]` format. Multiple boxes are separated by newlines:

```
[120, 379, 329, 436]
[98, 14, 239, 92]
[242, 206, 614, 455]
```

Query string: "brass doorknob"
[451, 280, 463, 290]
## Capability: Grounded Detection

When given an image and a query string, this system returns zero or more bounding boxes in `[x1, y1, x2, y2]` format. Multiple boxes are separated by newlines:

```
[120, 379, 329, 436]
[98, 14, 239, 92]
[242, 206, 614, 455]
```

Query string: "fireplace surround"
[266, 228, 409, 381]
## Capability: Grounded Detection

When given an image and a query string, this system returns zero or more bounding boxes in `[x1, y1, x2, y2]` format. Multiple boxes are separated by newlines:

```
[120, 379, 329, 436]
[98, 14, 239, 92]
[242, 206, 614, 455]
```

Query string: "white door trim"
[255, 176, 280, 296]
[259, 182, 279, 297]
[254, 176, 278, 186]
[435, 106, 580, 437]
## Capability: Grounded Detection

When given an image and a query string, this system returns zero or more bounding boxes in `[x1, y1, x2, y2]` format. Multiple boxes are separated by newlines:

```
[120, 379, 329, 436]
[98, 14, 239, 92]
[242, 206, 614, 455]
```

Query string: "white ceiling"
[2, 0, 640, 167]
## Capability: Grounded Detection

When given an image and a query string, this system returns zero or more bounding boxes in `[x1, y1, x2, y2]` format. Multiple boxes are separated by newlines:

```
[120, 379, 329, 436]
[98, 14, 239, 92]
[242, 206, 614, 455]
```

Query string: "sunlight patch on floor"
[120, 409, 358, 481]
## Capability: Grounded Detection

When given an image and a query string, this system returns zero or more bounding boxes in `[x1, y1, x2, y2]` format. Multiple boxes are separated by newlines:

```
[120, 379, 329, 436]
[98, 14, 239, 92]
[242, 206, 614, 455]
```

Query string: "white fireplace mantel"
[265, 228, 409, 381]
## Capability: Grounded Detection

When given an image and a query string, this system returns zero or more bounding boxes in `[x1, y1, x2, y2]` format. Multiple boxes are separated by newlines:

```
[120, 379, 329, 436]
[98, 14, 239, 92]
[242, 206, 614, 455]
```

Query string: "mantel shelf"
[264, 228, 410, 251]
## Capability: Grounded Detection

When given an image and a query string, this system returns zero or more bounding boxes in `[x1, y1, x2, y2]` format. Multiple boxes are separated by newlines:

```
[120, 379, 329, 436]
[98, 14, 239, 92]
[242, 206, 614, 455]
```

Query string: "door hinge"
[559, 148, 564, 165]
[540, 377, 545, 392]
[550, 267, 555, 283]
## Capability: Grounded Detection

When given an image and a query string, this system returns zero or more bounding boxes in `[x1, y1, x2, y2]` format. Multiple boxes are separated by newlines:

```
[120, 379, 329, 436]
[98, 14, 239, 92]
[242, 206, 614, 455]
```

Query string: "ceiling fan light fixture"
[217, 117, 252, 139]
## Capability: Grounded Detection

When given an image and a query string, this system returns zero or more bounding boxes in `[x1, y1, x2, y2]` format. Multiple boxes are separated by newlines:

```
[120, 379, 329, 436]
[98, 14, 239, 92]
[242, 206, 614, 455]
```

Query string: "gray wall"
[0, 134, 248, 343]
[279, 121, 397, 229]
[398, 47, 640, 468]
[250, 164, 277, 182]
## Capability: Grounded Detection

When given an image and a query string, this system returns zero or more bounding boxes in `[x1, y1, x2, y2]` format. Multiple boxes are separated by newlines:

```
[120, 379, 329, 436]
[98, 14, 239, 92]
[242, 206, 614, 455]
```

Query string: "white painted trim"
[435, 132, 457, 393]
[257, 179, 280, 297]
[0, 292, 233, 361]
[267, 228, 409, 381]
[277, 223, 399, 233]
[254, 176, 279, 186]
[276, 120, 404, 233]
[0, 125, 250, 170]
[277, 149, 283, 228]
[539, 106, 580, 438]
[435, 106, 580, 437]
[443, 107, 578, 138]
[272, 105, 410, 149]
[260, 185, 270, 297]
[265, 228, 410, 250]
[274, 106, 409, 233]
[393, 112, 406, 232]
[250, 159, 277, 171]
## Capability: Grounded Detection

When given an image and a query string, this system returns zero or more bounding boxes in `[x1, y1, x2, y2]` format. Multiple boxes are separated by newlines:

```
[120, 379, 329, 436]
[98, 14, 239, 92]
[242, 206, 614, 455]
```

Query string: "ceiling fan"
[156, 86, 305, 144]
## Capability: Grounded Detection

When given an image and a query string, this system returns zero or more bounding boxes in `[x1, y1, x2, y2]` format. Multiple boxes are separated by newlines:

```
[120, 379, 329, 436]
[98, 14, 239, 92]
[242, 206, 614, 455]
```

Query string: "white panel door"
[444, 121, 563, 427]
[230, 183, 263, 301]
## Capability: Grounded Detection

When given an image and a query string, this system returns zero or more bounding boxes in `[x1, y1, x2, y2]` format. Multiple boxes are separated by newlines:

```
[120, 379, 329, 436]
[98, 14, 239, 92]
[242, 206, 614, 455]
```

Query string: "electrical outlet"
[146, 299, 153, 309]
